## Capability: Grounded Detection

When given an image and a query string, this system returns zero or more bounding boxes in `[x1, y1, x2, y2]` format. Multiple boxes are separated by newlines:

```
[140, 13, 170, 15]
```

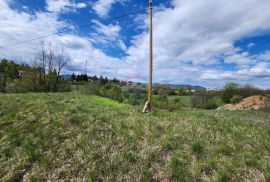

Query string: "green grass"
[0, 92, 269, 181]
[168, 95, 192, 108]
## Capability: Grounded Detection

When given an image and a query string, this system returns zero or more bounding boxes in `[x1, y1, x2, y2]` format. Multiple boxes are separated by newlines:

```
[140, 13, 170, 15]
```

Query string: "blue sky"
[0, 0, 270, 88]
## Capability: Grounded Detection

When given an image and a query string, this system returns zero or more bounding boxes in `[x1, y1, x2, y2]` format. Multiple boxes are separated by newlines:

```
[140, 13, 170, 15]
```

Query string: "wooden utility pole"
[142, 0, 153, 113]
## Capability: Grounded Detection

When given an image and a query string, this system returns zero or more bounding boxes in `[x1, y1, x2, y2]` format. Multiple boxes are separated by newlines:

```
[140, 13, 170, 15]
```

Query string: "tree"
[53, 48, 70, 92]
[34, 41, 70, 92]
[0, 59, 19, 92]
[82, 74, 88, 81]
[111, 78, 120, 84]
[221, 82, 240, 103]
[35, 41, 48, 90]
[104, 77, 109, 84]
[99, 75, 107, 85]
[71, 73, 76, 81]
[92, 75, 98, 82]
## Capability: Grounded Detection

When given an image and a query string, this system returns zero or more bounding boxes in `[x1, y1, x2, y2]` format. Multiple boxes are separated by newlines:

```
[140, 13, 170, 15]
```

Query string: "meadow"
[0, 92, 270, 181]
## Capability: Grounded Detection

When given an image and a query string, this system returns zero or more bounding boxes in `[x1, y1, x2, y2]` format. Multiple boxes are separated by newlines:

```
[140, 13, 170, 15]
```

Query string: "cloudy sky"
[0, 0, 270, 88]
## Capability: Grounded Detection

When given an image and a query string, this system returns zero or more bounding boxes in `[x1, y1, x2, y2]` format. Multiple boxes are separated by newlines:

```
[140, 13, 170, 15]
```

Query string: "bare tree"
[54, 48, 70, 92]
[35, 41, 70, 92]
[35, 41, 48, 90]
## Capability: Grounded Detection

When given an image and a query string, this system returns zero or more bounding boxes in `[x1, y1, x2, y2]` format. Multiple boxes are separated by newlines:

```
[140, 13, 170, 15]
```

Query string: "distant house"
[127, 81, 134, 86]
[186, 89, 196, 93]
[18, 70, 25, 77]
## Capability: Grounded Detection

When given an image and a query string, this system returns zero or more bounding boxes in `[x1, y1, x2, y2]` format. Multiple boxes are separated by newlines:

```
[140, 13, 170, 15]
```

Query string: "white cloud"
[91, 20, 121, 41]
[200, 62, 270, 81]
[224, 52, 256, 67]
[89, 20, 128, 51]
[247, 42, 256, 48]
[259, 51, 270, 60]
[46, 0, 87, 13]
[92, 0, 127, 17]
[118, 40, 127, 51]
[76, 3, 87, 8]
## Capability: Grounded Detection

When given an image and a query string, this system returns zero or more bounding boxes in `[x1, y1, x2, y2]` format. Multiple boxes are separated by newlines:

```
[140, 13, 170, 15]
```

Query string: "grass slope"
[0, 93, 270, 181]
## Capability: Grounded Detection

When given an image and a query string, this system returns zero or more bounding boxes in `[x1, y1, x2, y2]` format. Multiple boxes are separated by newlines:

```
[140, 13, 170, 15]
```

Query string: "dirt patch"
[218, 95, 270, 110]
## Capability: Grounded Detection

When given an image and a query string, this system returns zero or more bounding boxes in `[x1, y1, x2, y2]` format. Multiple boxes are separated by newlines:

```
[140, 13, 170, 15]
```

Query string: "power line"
[0, 8, 148, 49]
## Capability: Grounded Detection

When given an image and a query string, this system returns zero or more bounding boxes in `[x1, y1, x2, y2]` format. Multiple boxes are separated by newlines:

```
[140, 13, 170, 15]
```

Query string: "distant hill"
[168, 84, 206, 90]
[62, 74, 72, 79]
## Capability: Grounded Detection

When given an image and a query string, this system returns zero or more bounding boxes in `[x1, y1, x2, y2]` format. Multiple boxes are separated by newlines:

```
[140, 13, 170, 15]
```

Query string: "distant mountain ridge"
[168, 84, 206, 90]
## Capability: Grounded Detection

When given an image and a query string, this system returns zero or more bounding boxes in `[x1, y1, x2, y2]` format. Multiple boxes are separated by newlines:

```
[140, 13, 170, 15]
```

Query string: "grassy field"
[0, 93, 270, 181]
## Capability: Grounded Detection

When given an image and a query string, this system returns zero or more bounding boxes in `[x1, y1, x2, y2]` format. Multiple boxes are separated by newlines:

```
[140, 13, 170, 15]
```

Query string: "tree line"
[71, 73, 121, 85]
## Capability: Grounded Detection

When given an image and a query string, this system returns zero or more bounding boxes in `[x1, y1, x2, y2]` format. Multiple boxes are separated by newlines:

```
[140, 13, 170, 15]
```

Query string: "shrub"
[85, 83, 100, 95]
[177, 88, 187, 96]
[154, 85, 173, 96]
[221, 82, 240, 103]
[191, 91, 218, 109]
[57, 80, 71, 92]
[152, 95, 176, 111]
[124, 88, 146, 106]
[203, 100, 218, 109]
[98, 83, 124, 102]
[221, 82, 262, 103]
[168, 89, 177, 96]
[125, 95, 144, 106]
[173, 97, 181, 104]
[230, 95, 243, 104]
[5, 74, 43, 93]
[240, 84, 262, 98]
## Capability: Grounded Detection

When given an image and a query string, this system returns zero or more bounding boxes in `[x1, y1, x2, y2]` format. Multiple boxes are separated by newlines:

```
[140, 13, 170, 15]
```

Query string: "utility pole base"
[142, 101, 150, 113]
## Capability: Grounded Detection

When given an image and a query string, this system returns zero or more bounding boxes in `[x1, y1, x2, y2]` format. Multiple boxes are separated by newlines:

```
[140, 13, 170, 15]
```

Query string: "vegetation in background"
[230, 95, 243, 104]
[221, 82, 264, 103]
[0, 59, 19, 92]
[97, 83, 124, 102]
[0, 42, 71, 93]
[2, 55, 269, 111]
[191, 91, 219, 109]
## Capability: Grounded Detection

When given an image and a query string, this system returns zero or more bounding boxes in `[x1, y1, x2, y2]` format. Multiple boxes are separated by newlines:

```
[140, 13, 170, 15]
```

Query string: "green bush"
[221, 82, 240, 103]
[152, 95, 177, 111]
[173, 97, 181, 104]
[221, 82, 262, 103]
[124, 88, 146, 106]
[98, 83, 124, 102]
[191, 91, 218, 109]
[85, 83, 100, 95]
[230, 95, 243, 104]
[203, 100, 218, 109]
